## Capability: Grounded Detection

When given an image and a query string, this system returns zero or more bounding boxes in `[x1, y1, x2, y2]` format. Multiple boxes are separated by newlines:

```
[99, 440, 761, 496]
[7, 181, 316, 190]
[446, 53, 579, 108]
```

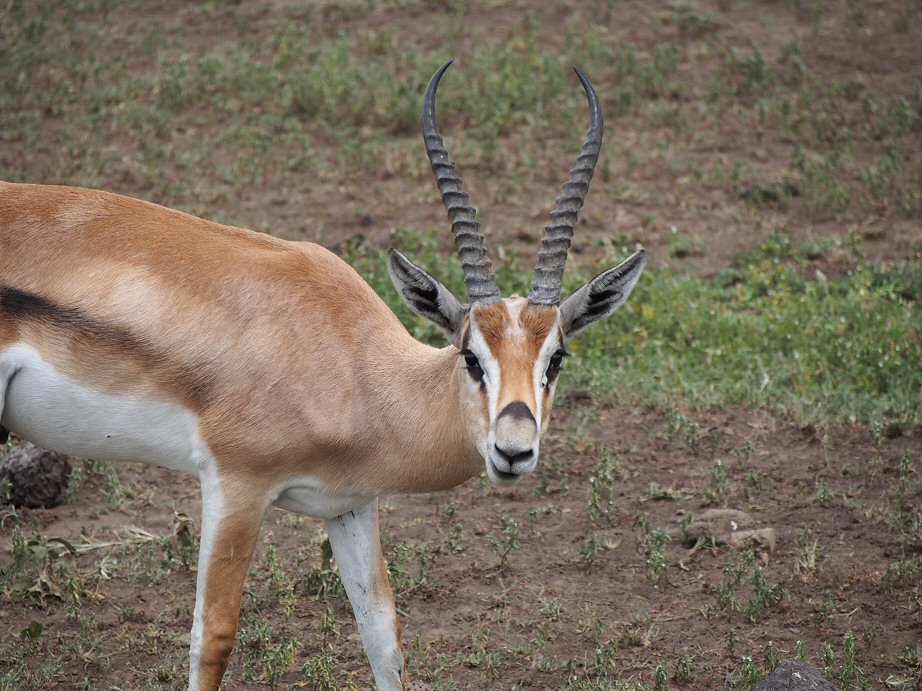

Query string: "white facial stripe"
[532, 320, 562, 430]
[467, 313, 500, 460]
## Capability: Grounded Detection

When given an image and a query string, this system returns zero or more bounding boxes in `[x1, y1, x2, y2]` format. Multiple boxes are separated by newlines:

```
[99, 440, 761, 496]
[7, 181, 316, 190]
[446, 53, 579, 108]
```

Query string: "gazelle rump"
[0, 61, 645, 690]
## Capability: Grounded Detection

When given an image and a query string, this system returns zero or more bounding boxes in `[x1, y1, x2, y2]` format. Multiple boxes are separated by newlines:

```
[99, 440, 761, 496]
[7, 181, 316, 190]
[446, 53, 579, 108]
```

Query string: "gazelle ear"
[559, 250, 646, 340]
[387, 249, 467, 345]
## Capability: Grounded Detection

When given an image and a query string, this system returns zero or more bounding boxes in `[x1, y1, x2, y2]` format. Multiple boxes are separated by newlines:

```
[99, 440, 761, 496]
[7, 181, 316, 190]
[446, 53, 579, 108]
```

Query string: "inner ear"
[387, 249, 467, 345]
[559, 249, 646, 339]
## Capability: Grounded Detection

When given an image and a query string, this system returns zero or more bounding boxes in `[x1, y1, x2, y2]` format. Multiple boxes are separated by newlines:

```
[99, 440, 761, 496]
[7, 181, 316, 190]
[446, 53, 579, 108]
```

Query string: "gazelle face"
[459, 299, 562, 484]
[387, 249, 646, 486]
[388, 60, 647, 484]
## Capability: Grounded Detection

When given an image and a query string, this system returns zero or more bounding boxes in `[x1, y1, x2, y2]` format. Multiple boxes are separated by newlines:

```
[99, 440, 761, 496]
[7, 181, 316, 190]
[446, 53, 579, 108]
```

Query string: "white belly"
[0, 344, 204, 475]
[273, 477, 375, 519]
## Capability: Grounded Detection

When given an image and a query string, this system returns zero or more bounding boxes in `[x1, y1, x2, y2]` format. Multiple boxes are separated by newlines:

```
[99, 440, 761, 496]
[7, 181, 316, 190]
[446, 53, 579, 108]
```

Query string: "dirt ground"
[1, 1, 920, 689]
[5, 404, 919, 689]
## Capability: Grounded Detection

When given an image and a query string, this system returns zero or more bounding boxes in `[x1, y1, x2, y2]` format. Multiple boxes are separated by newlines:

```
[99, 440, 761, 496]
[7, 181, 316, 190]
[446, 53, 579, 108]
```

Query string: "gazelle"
[0, 61, 645, 689]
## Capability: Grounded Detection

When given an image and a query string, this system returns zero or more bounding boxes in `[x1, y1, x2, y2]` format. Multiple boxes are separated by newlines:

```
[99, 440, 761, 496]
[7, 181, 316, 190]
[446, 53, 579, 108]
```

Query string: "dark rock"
[755, 660, 841, 691]
[0, 442, 72, 509]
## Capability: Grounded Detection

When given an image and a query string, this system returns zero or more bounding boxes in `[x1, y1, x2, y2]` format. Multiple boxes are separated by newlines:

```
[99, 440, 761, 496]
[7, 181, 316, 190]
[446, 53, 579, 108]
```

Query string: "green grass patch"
[346, 228, 921, 429]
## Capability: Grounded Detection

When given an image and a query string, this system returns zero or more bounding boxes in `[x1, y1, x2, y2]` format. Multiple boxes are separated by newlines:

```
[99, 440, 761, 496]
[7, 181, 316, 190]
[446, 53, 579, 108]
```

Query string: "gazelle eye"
[545, 349, 567, 385]
[460, 349, 484, 383]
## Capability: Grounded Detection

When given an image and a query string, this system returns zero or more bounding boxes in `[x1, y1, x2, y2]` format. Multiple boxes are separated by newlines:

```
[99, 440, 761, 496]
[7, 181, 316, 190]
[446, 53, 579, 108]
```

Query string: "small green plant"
[739, 655, 763, 687]
[669, 4, 719, 37]
[731, 439, 756, 465]
[443, 522, 465, 552]
[794, 527, 822, 578]
[702, 459, 728, 505]
[3, 527, 78, 602]
[63, 463, 85, 503]
[815, 477, 836, 506]
[238, 615, 300, 687]
[387, 539, 433, 602]
[301, 537, 346, 601]
[813, 588, 836, 626]
[797, 148, 850, 216]
[616, 612, 657, 648]
[526, 504, 555, 538]
[300, 606, 342, 690]
[664, 410, 704, 451]
[674, 652, 693, 682]
[301, 651, 338, 691]
[745, 470, 770, 500]
[633, 513, 670, 583]
[439, 499, 466, 551]
[579, 533, 606, 573]
[642, 481, 692, 502]
[539, 597, 564, 623]
[715, 549, 752, 616]
[762, 640, 781, 672]
[486, 512, 522, 571]
[535, 452, 567, 496]
[821, 633, 871, 690]
[583, 636, 619, 680]
[85, 459, 129, 511]
[748, 567, 786, 622]
[261, 544, 297, 617]
[893, 644, 922, 690]
[837, 632, 868, 689]
[588, 450, 620, 527]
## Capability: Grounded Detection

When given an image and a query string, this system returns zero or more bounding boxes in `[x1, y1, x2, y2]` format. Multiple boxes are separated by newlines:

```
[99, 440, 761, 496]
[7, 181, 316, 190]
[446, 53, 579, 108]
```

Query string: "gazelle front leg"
[326, 500, 406, 691]
[189, 470, 269, 691]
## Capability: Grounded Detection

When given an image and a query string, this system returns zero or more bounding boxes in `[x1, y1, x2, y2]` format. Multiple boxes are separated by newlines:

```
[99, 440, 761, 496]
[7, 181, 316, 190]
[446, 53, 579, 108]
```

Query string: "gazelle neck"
[355, 336, 482, 496]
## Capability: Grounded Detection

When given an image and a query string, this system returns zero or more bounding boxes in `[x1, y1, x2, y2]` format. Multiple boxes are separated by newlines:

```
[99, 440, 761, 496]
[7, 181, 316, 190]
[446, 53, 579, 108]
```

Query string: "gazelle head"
[389, 61, 646, 485]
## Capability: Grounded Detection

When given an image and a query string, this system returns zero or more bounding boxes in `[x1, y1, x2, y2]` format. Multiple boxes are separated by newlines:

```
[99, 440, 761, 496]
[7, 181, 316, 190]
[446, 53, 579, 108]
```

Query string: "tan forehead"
[472, 300, 558, 360]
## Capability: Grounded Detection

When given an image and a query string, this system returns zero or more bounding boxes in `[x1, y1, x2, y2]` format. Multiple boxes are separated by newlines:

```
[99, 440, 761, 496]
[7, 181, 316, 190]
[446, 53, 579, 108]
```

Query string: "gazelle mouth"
[489, 461, 519, 482]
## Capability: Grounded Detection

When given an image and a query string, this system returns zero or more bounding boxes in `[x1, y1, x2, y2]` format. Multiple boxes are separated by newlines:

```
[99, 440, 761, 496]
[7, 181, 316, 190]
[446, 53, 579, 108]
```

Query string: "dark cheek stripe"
[0, 285, 214, 406]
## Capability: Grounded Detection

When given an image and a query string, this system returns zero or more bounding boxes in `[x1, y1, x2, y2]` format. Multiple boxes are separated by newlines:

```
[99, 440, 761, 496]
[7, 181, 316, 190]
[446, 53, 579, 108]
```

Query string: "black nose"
[494, 444, 534, 466]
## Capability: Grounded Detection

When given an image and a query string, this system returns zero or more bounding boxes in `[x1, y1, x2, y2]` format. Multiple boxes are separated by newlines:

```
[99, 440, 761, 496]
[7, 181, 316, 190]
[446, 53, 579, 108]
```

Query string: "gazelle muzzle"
[490, 401, 539, 478]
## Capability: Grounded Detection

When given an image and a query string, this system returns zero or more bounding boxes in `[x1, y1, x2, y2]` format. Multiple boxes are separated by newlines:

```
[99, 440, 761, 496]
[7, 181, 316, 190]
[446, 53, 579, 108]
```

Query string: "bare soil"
[4, 407, 919, 688]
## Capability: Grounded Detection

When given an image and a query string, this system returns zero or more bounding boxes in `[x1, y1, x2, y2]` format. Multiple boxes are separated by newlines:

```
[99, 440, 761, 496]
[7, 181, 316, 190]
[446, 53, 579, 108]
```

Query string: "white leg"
[188, 465, 224, 691]
[326, 500, 405, 691]
[188, 467, 267, 691]
[0, 360, 15, 442]
[0, 359, 16, 422]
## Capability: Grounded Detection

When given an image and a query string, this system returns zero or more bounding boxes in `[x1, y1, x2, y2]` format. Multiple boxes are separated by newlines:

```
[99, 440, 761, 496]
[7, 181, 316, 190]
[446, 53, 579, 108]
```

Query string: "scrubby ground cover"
[1, 1, 920, 689]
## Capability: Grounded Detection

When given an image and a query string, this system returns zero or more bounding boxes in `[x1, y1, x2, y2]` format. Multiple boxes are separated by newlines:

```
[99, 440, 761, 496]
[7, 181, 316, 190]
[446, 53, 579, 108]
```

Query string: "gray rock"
[755, 659, 841, 691]
[0, 442, 72, 509]
[684, 508, 777, 552]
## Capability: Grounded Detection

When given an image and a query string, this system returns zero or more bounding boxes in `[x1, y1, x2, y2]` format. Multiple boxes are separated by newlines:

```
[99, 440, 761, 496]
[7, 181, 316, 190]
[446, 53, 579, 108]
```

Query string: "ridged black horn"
[529, 67, 603, 307]
[423, 60, 500, 306]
